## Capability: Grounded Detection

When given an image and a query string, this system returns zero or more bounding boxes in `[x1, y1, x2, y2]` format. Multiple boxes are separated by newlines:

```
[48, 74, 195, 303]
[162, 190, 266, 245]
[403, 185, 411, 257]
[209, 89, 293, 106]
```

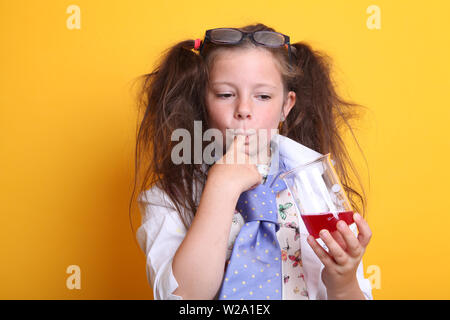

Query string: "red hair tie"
[194, 39, 201, 50]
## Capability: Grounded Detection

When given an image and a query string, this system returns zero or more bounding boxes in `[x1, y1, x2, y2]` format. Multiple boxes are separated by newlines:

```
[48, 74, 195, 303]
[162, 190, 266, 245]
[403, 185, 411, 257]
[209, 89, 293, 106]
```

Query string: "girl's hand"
[306, 213, 372, 299]
[208, 135, 262, 194]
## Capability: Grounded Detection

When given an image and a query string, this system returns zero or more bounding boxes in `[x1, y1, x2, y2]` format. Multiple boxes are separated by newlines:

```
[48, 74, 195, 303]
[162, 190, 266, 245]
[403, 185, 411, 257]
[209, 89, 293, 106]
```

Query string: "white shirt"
[136, 134, 373, 300]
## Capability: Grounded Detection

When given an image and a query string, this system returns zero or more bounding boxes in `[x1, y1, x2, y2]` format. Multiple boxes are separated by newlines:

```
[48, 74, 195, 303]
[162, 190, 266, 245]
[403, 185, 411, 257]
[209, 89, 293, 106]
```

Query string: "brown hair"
[128, 23, 370, 235]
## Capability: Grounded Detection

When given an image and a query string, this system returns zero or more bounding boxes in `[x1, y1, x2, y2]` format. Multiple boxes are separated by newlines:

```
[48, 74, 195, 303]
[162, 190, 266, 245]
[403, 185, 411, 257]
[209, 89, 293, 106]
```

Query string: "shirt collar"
[268, 133, 324, 176]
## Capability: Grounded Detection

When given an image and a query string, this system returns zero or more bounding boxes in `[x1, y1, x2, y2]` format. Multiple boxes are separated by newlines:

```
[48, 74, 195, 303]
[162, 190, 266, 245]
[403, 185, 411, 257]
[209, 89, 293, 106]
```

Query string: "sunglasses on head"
[194, 28, 297, 67]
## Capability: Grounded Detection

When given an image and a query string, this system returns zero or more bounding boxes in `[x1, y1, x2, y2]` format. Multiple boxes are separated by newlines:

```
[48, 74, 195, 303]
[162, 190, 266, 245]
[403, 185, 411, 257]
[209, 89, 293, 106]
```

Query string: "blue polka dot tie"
[218, 173, 287, 300]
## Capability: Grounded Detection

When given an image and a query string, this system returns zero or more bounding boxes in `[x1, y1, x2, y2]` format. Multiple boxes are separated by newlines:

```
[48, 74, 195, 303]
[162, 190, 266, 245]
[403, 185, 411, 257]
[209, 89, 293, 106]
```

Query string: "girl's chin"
[244, 144, 262, 160]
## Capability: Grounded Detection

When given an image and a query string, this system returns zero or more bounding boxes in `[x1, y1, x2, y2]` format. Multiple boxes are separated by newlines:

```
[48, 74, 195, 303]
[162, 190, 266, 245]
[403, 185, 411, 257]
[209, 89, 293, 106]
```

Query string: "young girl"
[132, 23, 373, 300]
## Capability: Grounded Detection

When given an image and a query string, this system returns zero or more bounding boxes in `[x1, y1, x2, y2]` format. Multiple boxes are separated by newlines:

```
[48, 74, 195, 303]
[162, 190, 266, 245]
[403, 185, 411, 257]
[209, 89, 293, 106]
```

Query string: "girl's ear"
[282, 91, 296, 120]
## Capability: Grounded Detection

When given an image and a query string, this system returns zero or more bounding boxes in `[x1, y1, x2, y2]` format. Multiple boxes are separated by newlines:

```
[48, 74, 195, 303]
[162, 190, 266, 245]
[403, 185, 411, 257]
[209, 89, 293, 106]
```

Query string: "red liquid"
[301, 211, 354, 239]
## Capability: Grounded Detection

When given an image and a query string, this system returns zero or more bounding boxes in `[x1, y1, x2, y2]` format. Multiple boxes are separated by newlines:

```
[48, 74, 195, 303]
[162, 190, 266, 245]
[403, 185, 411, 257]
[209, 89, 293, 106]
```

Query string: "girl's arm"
[172, 174, 241, 299]
[172, 136, 262, 299]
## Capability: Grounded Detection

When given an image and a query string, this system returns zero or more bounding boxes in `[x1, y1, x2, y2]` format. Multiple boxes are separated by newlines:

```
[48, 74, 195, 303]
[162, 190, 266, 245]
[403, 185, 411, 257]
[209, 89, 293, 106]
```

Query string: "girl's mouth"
[227, 128, 257, 146]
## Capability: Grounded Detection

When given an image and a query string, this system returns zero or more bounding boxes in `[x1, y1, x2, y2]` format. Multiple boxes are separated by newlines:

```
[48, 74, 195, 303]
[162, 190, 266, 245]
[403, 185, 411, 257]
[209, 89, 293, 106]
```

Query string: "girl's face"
[205, 48, 296, 161]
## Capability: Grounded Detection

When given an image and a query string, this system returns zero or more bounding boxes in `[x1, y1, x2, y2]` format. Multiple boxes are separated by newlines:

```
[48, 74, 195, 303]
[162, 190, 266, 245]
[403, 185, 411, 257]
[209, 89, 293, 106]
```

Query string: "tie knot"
[236, 175, 287, 231]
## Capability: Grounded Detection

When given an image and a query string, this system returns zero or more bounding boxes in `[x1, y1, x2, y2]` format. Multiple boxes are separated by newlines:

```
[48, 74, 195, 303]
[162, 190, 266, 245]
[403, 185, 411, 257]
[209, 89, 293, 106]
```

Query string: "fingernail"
[337, 220, 346, 229]
[320, 229, 328, 237]
[354, 213, 360, 221]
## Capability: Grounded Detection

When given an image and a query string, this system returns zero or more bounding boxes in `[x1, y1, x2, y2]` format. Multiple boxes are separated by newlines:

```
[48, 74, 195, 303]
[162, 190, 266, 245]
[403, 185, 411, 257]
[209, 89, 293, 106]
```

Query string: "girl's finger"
[319, 229, 348, 265]
[354, 213, 372, 248]
[336, 220, 363, 258]
[329, 229, 347, 251]
[306, 235, 335, 268]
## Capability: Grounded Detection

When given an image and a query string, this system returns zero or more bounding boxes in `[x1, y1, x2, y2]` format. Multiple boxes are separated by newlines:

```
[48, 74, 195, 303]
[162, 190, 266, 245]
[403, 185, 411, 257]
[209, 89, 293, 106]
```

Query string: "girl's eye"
[216, 93, 234, 99]
[215, 93, 271, 100]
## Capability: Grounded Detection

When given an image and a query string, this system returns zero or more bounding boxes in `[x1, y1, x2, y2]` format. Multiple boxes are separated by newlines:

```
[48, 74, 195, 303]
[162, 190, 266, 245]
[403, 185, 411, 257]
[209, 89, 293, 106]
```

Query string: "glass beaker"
[279, 153, 355, 239]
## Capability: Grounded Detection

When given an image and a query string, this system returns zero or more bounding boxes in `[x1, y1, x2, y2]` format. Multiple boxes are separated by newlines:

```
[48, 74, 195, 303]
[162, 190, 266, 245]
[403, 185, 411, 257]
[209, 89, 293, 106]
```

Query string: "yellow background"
[1, 0, 449, 299]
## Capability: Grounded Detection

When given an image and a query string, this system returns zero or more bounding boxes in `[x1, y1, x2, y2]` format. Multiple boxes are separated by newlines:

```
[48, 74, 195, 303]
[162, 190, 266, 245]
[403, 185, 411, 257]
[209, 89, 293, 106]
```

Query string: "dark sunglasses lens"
[254, 31, 285, 47]
[210, 29, 242, 43]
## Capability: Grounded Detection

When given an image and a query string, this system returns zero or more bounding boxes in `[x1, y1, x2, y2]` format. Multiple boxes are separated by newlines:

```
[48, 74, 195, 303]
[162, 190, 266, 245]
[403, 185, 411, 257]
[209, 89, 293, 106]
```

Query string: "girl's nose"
[234, 100, 252, 120]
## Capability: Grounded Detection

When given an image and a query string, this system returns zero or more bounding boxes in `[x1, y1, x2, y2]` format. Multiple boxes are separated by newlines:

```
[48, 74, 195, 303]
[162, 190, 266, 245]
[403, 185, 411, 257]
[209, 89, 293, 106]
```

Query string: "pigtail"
[130, 39, 209, 231]
[144, 40, 207, 132]
[285, 42, 369, 218]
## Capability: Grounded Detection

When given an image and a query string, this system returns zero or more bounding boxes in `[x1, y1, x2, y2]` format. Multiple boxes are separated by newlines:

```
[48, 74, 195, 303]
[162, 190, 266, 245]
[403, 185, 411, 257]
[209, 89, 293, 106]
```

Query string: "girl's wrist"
[205, 169, 242, 198]
[326, 279, 365, 300]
